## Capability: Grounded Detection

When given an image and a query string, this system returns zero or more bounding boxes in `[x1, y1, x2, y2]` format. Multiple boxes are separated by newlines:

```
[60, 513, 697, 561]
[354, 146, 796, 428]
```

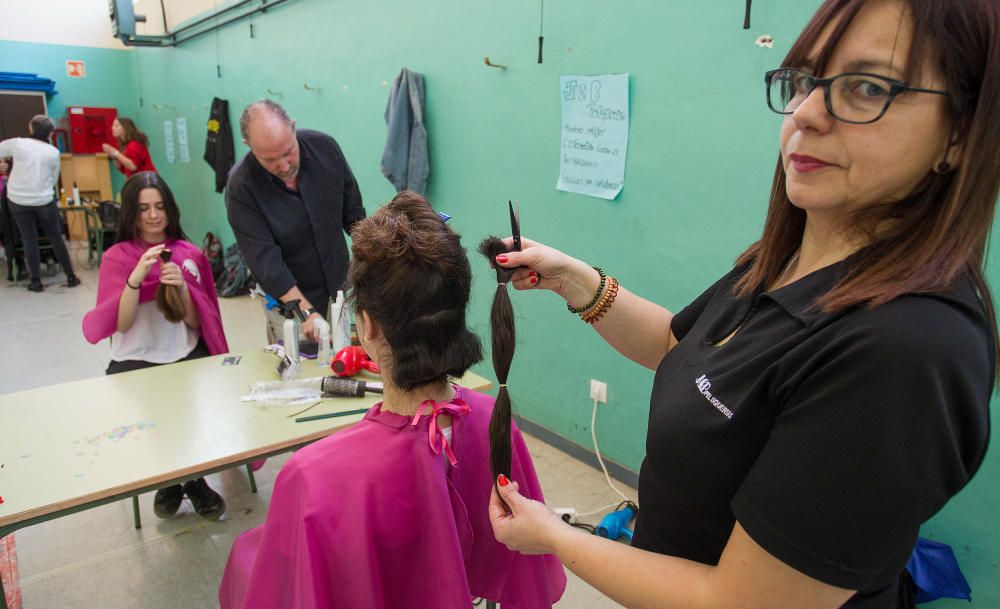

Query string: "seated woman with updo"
[219, 191, 565, 609]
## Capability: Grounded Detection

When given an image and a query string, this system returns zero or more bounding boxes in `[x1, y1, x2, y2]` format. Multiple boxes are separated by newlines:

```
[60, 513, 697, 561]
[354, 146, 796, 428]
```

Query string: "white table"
[0, 351, 490, 608]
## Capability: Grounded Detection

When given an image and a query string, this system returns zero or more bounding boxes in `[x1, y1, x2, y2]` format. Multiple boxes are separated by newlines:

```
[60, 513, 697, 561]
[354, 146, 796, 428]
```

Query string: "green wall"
[7, 0, 999, 604]
[0, 39, 139, 194]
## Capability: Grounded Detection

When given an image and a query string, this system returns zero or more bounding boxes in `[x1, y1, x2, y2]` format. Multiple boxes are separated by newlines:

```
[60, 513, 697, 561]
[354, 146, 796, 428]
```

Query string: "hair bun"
[350, 190, 457, 268]
[350, 213, 414, 264]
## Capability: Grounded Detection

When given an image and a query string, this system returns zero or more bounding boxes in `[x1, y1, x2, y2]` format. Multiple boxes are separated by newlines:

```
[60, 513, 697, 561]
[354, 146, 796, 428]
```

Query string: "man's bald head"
[239, 100, 300, 183]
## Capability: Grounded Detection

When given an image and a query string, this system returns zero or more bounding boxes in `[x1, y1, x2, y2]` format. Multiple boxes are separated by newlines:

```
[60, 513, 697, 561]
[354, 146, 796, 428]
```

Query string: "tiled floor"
[0, 248, 635, 609]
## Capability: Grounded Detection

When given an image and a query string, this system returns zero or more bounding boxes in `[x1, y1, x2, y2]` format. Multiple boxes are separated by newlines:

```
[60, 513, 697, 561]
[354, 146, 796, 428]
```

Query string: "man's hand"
[301, 312, 323, 342]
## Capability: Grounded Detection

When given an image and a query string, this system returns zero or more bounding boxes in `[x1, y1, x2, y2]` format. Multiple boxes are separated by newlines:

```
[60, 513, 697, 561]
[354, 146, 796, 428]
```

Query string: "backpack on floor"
[218, 241, 253, 297]
[201, 232, 225, 288]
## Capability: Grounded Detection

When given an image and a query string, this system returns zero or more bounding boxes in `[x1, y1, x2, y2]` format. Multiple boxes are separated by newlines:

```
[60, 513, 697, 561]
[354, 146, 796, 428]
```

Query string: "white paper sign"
[176, 117, 190, 163]
[556, 73, 629, 200]
[163, 120, 176, 164]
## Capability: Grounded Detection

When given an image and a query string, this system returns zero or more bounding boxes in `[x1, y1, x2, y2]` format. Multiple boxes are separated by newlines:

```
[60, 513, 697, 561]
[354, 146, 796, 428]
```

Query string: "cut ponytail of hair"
[155, 250, 186, 322]
[479, 237, 517, 482]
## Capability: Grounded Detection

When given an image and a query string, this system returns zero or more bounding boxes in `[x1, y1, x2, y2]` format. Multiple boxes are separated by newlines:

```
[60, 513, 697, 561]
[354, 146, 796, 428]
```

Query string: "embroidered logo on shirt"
[695, 374, 734, 419]
[182, 259, 201, 283]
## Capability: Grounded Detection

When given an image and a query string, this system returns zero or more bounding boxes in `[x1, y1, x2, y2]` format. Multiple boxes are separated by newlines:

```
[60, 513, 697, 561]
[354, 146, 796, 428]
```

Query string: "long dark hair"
[118, 172, 188, 322]
[478, 237, 517, 482]
[734, 0, 1000, 376]
[116, 117, 149, 148]
[117, 172, 188, 243]
[346, 191, 482, 391]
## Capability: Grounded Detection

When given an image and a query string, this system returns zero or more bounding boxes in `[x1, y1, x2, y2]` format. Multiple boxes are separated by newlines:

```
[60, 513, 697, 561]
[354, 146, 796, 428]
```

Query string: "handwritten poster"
[163, 120, 176, 164]
[557, 73, 629, 200]
[176, 117, 190, 163]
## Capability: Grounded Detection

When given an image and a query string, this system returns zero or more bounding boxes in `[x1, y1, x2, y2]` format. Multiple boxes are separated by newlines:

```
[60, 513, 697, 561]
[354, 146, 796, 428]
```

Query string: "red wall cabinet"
[67, 106, 118, 153]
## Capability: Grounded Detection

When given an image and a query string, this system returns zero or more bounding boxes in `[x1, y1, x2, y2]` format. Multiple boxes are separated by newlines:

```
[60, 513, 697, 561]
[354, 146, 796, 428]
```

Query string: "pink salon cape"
[219, 386, 566, 609]
[82, 238, 228, 355]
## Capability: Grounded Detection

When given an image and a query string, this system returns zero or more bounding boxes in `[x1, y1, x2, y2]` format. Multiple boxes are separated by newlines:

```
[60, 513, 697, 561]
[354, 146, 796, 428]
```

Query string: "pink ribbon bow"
[411, 398, 471, 466]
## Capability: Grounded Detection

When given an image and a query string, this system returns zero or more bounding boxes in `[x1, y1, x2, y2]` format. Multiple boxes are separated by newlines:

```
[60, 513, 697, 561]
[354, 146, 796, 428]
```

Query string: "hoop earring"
[934, 161, 953, 175]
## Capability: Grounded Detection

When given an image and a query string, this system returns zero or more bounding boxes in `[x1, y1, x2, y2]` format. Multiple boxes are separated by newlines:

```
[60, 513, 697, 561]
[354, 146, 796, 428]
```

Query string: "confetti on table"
[84, 421, 157, 446]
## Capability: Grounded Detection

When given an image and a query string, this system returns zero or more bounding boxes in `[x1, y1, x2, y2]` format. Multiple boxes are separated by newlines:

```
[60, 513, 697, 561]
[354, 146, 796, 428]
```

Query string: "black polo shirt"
[225, 129, 366, 310]
[633, 255, 992, 608]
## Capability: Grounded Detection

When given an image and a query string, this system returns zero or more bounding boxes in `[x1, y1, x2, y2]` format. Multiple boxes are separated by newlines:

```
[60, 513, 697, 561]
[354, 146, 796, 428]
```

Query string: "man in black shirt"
[225, 100, 366, 339]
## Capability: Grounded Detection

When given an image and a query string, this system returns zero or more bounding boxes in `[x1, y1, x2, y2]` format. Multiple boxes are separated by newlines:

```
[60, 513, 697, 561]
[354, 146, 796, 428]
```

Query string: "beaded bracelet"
[580, 276, 613, 322]
[582, 276, 619, 324]
[567, 266, 607, 314]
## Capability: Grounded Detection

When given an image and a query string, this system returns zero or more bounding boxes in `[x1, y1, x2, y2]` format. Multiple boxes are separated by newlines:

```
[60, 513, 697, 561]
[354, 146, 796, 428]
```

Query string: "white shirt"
[441, 425, 453, 469]
[0, 137, 60, 206]
[111, 301, 198, 363]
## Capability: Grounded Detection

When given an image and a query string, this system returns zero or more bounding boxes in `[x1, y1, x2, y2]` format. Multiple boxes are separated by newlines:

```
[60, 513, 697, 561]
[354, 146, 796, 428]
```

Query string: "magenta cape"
[82, 239, 228, 356]
[219, 387, 566, 609]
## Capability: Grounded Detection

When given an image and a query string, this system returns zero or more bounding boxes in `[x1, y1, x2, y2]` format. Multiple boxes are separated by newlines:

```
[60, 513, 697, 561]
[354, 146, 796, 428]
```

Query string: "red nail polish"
[530, 276, 538, 284]
[496, 254, 508, 264]
[498, 474, 510, 487]
[529, 271, 537, 277]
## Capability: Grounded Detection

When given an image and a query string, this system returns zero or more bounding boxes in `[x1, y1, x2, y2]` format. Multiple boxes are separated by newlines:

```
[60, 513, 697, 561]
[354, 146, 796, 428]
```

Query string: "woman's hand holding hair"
[494, 237, 603, 310]
[128, 243, 166, 287]
[158, 261, 186, 289]
[489, 476, 571, 556]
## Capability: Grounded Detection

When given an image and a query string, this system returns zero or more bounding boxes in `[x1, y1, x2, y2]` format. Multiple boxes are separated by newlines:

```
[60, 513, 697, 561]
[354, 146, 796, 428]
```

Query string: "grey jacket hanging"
[380, 68, 428, 194]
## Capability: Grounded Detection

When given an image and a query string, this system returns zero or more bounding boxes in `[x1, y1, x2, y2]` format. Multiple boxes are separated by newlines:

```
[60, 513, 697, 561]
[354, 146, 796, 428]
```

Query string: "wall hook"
[303, 83, 322, 92]
[483, 57, 507, 70]
[267, 88, 283, 98]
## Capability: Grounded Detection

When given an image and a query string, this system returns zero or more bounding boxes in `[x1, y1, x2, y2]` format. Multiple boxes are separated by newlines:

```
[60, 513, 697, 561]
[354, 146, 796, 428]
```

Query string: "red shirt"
[117, 140, 157, 177]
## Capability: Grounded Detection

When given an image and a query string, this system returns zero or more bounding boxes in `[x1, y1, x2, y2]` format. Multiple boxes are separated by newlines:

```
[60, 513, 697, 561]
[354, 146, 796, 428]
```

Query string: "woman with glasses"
[488, 1, 998, 608]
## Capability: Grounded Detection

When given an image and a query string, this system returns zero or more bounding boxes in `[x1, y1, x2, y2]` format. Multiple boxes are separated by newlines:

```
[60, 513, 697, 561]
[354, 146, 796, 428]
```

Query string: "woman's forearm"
[115, 152, 137, 172]
[551, 526, 711, 609]
[590, 286, 675, 370]
[558, 260, 675, 370]
[116, 283, 140, 332]
[180, 284, 200, 329]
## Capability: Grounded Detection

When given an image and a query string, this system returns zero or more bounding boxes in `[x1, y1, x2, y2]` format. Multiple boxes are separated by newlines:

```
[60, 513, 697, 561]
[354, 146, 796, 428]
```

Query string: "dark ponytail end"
[479, 236, 518, 481]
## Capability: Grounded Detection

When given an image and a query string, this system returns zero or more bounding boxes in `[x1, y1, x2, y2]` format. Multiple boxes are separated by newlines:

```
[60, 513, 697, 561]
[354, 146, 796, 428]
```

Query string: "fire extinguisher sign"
[66, 61, 86, 78]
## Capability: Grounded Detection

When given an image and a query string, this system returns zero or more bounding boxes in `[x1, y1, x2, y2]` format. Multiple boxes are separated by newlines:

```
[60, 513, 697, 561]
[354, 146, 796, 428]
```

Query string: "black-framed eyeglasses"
[764, 68, 950, 124]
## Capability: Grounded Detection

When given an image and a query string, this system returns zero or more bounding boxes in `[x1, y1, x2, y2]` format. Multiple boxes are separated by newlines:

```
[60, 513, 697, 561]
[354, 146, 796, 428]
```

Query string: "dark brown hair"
[118, 172, 188, 243]
[478, 237, 517, 482]
[347, 191, 482, 391]
[119, 172, 189, 322]
[734, 0, 1000, 369]
[115, 117, 149, 148]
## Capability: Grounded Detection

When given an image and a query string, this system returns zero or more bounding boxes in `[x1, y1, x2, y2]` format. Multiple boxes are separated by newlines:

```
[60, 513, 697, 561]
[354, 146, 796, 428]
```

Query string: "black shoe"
[65, 275, 81, 287]
[27, 278, 43, 292]
[183, 478, 226, 519]
[153, 484, 184, 518]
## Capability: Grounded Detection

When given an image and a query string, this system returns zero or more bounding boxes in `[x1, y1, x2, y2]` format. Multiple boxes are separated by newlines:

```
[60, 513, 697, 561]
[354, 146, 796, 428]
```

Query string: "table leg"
[132, 496, 142, 529]
[246, 464, 258, 494]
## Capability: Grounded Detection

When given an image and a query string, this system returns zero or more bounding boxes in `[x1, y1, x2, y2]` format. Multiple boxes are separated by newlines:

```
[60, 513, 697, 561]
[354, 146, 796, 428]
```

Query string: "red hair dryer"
[330, 345, 380, 377]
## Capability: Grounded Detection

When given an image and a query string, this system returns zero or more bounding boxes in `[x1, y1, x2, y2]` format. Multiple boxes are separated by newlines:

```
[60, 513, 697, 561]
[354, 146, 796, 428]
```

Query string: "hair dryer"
[596, 505, 636, 542]
[330, 345, 380, 377]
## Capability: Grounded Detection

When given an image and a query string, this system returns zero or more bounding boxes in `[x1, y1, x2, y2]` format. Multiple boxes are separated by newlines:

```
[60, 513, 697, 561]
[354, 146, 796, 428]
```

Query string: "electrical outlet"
[589, 379, 607, 404]
[554, 507, 579, 523]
